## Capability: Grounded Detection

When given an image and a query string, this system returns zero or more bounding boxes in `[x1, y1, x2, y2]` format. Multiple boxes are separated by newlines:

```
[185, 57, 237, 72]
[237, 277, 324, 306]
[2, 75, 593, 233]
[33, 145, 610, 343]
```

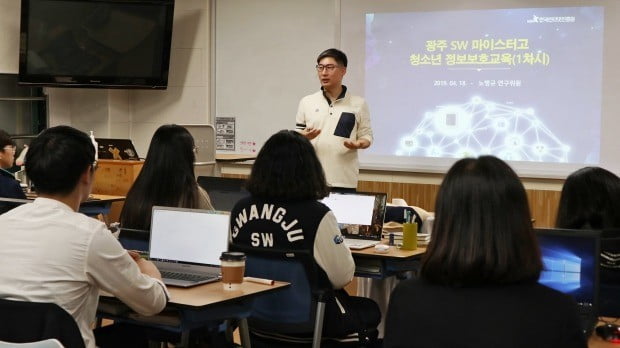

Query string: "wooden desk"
[589, 334, 616, 348]
[215, 154, 256, 162]
[165, 280, 289, 308]
[588, 318, 620, 347]
[212, 154, 256, 176]
[350, 241, 426, 338]
[99, 280, 289, 347]
[0, 194, 125, 217]
[351, 240, 426, 279]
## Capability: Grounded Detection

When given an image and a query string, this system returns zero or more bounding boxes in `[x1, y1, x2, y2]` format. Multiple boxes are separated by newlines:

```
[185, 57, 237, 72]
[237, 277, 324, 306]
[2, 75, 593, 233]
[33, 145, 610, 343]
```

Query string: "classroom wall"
[0, 0, 210, 156]
[0, 0, 565, 218]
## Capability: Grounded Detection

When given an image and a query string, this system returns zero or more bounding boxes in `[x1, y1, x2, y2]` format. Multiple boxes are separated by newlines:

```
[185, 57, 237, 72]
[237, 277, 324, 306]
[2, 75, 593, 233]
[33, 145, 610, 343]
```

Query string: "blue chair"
[229, 245, 333, 348]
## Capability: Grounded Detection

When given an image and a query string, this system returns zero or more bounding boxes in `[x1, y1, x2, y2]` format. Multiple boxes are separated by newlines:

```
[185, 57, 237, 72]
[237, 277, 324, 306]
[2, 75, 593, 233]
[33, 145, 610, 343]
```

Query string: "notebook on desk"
[535, 228, 601, 337]
[149, 206, 230, 287]
[320, 191, 387, 250]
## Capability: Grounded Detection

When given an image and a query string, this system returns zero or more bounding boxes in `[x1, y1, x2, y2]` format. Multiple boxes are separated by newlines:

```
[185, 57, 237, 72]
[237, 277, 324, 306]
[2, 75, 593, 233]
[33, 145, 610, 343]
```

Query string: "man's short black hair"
[317, 48, 348, 67]
[26, 126, 96, 195]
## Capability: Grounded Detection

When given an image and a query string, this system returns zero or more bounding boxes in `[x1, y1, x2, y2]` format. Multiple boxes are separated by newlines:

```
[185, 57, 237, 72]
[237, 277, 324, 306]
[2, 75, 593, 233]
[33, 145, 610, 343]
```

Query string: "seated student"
[120, 124, 214, 230]
[0, 129, 26, 208]
[0, 126, 168, 348]
[229, 130, 381, 343]
[556, 167, 620, 289]
[383, 156, 586, 348]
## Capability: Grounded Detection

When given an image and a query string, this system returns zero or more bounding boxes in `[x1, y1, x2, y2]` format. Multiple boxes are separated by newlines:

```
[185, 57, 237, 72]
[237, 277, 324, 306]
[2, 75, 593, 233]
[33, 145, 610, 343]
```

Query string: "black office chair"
[117, 227, 150, 252]
[599, 229, 620, 317]
[230, 244, 354, 348]
[0, 298, 85, 348]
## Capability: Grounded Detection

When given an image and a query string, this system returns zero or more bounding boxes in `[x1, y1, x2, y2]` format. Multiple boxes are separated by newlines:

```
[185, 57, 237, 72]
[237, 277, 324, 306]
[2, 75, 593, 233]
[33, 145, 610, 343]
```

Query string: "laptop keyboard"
[161, 271, 217, 282]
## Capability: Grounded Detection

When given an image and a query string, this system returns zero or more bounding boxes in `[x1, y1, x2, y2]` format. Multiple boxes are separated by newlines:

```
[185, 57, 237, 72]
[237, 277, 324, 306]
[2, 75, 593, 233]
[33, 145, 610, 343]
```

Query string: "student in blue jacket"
[0, 129, 26, 213]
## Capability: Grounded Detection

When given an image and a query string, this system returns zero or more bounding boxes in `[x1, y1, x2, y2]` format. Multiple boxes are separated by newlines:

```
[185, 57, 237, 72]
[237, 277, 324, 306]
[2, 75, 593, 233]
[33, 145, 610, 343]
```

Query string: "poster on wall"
[216, 117, 236, 151]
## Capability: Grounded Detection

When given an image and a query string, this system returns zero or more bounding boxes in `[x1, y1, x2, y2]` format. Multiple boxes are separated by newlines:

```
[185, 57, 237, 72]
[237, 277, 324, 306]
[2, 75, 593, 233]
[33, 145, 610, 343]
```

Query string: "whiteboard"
[213, 0, 338, 155]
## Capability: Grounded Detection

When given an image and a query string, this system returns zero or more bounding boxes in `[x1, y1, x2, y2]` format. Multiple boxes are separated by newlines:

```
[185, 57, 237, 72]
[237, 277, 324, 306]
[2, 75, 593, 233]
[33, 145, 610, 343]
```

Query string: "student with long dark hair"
[120, 124, 213, 230]
[556, 166, 620, 230]
[230, 130, 380, 344]
[384, 156, 585, 348]
[557, 166, 620, 308]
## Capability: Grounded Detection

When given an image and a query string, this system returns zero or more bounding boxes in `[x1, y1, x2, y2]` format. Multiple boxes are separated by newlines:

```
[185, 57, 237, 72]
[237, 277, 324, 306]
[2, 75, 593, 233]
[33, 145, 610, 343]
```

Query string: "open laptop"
[197, 176, 249, 211]
[599, 229, 620, 318]
[535, 228, 601, 337]
[320, 191, 387, 249]
[96, 138, 140, 160]
[149, 206, 230, 287]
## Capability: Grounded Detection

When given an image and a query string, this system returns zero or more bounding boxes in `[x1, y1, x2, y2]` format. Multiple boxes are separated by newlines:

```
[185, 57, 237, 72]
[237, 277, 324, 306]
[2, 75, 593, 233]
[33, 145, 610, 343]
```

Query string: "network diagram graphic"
[396, 97, 569, 162]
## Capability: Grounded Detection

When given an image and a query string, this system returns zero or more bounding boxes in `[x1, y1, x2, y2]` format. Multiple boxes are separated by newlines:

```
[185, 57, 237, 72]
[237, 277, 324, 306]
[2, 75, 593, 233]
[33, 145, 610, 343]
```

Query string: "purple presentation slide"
[365, 6, 604, 164]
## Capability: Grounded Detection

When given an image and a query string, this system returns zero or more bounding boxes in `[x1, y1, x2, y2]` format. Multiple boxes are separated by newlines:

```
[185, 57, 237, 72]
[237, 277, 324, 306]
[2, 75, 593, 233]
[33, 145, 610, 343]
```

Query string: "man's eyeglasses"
[315, 64, 338, 72]
[2, 145, 16, 154]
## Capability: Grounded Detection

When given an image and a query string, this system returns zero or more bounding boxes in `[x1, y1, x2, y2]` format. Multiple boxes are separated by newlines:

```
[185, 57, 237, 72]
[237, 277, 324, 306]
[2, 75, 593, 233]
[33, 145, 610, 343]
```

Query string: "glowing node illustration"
[493, 118, 509, 132]
[427, 146, 443, 157]
[400, 136, 418, 151]
[397, 97, 569, 162]
[504, 133, 524, 149]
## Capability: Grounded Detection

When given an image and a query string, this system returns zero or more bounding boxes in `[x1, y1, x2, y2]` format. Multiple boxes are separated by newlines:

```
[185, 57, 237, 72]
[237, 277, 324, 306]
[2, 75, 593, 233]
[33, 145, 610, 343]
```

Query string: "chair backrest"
[118, 227, 150, 252]
[0, 299, 85, 348]
[0, 339, 64, 348]
[229, 244, 331, 335]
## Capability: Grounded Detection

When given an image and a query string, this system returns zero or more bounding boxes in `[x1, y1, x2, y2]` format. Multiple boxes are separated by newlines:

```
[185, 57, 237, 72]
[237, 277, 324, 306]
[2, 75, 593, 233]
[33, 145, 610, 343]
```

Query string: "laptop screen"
[96, 138, 140, 160]
[197, 176, 249, 211]
[149, 206, 230, 266]
[320, 191, 387, 240]
[535, 228, 600, 307]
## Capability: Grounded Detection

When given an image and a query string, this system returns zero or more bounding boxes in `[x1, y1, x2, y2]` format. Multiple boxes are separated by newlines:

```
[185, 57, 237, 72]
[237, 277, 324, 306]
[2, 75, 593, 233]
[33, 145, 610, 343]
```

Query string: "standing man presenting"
[296, 48, 373, 190]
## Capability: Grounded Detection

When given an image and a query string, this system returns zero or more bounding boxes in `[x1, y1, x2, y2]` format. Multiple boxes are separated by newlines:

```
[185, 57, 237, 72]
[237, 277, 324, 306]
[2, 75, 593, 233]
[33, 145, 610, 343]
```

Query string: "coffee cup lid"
[220, 251, 246, 261]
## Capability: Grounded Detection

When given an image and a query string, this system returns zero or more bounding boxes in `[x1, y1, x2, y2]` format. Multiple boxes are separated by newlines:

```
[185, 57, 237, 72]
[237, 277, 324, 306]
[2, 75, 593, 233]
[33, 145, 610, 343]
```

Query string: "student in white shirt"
[0, 126, 168, 348]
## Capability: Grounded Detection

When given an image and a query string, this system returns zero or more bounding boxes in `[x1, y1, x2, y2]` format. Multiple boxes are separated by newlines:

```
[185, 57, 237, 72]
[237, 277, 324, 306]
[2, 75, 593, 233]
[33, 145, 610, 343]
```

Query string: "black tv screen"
[19, 0, 175, 89]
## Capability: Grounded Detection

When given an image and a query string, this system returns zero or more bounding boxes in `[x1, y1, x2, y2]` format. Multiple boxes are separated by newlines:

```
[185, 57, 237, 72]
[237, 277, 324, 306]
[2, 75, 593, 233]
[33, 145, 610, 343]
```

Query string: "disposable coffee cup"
[220, 252, 246, 290]
[401, 222, 418, 250]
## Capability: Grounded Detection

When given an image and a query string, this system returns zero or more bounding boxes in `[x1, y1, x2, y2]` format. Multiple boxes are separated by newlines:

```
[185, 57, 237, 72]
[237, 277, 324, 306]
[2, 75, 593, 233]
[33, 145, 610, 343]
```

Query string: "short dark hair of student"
[557, 166, 620, 230]
[421, 155, 543, 287]
[120, 124, 201, 230]
[245, 130, 329, 201]
[317, 48, 348, 67]
[0, 129, 15, 148]
[25, 126, 95, 195]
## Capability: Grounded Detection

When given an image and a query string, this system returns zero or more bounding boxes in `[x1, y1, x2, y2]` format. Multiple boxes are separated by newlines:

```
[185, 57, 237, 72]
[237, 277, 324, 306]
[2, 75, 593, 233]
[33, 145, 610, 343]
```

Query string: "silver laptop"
[320, 192, 387, 249]
[149, 206, 230, 287]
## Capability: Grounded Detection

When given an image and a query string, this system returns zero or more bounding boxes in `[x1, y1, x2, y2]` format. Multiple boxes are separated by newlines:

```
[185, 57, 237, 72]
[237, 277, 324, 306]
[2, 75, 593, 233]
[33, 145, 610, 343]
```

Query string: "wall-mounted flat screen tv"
[19, 0, 175, 89]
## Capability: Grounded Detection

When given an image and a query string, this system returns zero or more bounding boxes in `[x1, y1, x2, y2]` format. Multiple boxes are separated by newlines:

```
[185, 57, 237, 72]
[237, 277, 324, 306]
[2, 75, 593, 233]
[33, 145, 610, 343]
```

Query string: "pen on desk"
[244, 277, 275, 285]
